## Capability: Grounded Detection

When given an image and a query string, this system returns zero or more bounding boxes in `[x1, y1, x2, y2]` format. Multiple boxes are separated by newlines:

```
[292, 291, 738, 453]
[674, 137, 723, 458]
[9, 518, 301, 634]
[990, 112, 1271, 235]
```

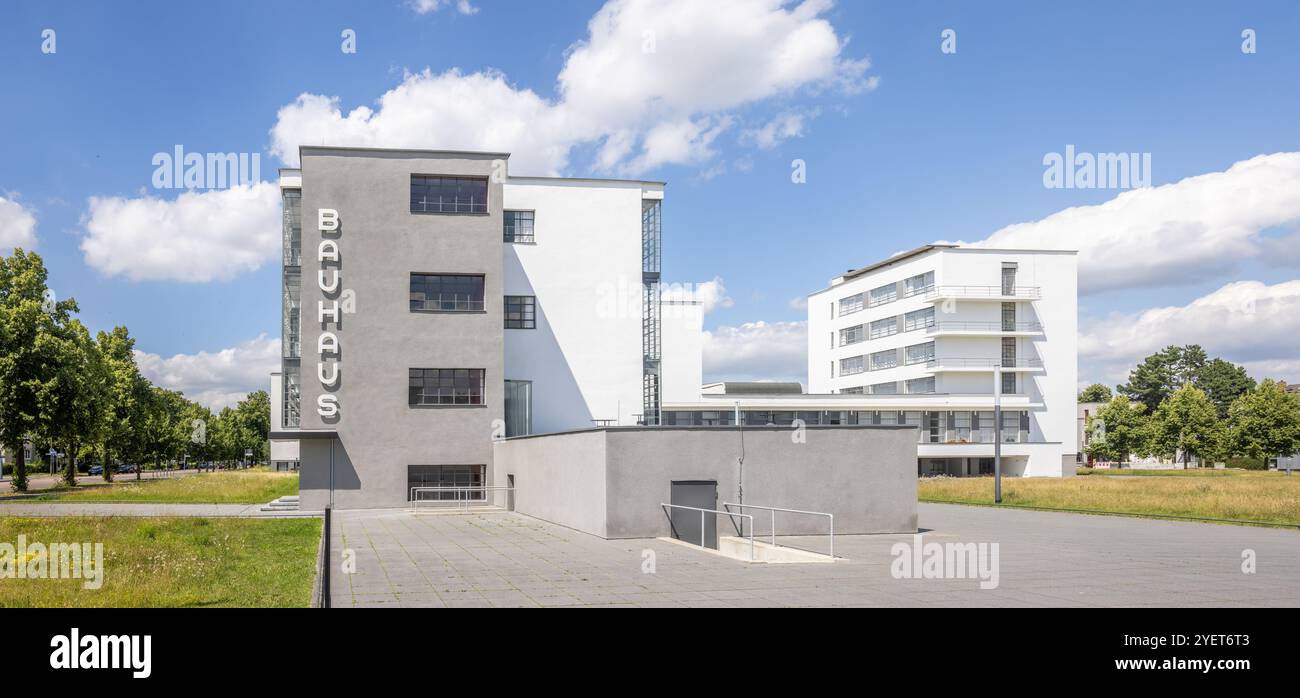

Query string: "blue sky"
[2, 0, 1298, 406]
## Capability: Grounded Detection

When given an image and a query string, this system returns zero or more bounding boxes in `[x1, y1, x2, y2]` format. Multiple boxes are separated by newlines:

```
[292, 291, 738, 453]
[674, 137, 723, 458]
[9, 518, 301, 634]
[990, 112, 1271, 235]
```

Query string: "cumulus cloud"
[740, 109, 818, 149]
[271, 0, 874, 176]
[703, 320, 807, 384]
[80, 182, 281, 283]
[135, 334, 281, 411]
[964, 152, 1300, 294]
[408, 0, 478, 15]
[0, 194, 38, 251]
[662, 276, 734, 314]
[1079, 279, 1300, 386]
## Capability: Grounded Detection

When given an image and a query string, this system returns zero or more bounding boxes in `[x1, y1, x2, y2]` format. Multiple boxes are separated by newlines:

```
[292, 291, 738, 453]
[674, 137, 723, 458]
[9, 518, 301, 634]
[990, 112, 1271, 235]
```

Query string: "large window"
[410, 175, 488, 214]
[868, 381, 898, 395]
[504, 295, 536, 329]
[906, 376, 936, 394]
[408, 464, 484, 501]
[410, 273, 485, 312]
[869, 317, 898, 340]
[904, 306, 935, 332]
[504, 380, 532, 437]
[903, 271, 934, 298]
[839, 293, 864, 316]
[409, 369, 485, 406]
[868, 282, 897, 308]
[504, 210, 535, 242]
[840, 355, 866, 376]
[869, 348, 898, 371]
[840, 324, 865, 346]
[904, 341, 935, 365]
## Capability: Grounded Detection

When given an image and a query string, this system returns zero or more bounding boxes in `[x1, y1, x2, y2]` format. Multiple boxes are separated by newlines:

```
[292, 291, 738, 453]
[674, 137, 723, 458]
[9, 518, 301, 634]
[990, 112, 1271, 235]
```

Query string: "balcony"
[925, 357, 1044, 372]
[924, 285, 1041, 301]
[926, 321, 1043, 336]
[931, 429, 1031, 444]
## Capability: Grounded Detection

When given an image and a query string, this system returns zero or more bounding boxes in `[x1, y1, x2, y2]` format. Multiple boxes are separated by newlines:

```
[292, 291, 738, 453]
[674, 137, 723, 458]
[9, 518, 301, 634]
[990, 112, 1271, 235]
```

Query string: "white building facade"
[806, 245, 1078, 476]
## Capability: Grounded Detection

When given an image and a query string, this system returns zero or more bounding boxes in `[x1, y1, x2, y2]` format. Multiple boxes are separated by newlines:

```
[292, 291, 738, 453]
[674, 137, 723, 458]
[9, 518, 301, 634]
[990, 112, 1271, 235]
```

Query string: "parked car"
[115, 463, 137, 474]
[88, 465, 104, 476]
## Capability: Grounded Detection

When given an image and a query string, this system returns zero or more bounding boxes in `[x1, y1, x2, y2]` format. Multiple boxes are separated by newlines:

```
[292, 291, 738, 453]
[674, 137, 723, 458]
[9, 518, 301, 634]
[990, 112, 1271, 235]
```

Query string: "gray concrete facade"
[492, 425, 918, 538]
[295, 148, 506, 510]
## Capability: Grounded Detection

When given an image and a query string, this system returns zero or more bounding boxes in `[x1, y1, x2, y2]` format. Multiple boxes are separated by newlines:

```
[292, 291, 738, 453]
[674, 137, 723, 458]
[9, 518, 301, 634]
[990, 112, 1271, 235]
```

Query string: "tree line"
[0, 249, 270, 492]
[1078, 345, 1300, 467]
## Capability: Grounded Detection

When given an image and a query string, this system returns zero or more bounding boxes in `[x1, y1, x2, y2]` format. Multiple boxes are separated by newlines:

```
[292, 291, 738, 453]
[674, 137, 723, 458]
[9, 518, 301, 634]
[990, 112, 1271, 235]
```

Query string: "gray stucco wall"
[296, 148, 505, 510]
[493, 425, 917, 539]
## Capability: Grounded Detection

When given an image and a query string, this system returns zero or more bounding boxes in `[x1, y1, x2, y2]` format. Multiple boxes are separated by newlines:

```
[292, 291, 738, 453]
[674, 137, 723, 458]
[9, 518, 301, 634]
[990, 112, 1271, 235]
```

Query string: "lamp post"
[993, 366, 1003, 504]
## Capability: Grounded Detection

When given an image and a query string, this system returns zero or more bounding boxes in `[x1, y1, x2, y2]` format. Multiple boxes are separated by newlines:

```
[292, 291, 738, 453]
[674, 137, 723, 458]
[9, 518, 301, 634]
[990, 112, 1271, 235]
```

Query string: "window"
[869, 348, 898, 371]
[904, 341, 935, 365]
[410, 274, 485, 312]
[504, 295, 536, 329]
[870, 317, 898, 340]
[1002, 337, 1017, 367]
[868, 381, 898, 395]
[1002, 302, 1017, 331]
[840, 324, 865, 346]
[282, 189, 302, 266]
[906, 376, 936, 394]
[903, 271, 934, 298]
[504, 210, 535, 242]
[282, 364, 301, 428]
[408, 464, 484, 501]
[904, 307, 935, 332]
[1001, 371, 1016, 395]
[504, 380, 532, 437]
[874, 410, 899, 426]
[410, 175, 488, 214]
[1001, 262, 1018, 295]
[840, 355, 866, 376]
[868, 282, 897, 308]
[840, 386, 865, 395]
[409, 369, 485, 406]
[839, 293, 864, 316]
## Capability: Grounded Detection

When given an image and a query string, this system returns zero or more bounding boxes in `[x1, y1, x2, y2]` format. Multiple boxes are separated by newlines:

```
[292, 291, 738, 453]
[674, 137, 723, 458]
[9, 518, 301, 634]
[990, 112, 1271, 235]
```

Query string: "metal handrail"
[926, 357, 1043, 368]
[660, 503, 754, 560]
[722, 502, 835, 559]
[410, 485, 514, 512]
[924, 285, 1041, 299]
[927, 321, 1043, 333]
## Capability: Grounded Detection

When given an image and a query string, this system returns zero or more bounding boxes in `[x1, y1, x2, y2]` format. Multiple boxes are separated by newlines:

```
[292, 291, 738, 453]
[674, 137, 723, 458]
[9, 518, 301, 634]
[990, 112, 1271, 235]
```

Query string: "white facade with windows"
[806, 244, 1078, 476]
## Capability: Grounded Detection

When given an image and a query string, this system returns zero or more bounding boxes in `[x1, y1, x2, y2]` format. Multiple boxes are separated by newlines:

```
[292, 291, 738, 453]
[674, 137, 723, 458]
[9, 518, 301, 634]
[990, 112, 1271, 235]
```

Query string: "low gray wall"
[494, 425, 917, 539]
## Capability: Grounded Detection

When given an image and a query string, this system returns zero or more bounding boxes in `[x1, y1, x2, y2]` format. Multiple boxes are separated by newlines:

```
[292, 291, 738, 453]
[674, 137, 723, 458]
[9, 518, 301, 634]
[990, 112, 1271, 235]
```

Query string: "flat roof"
[295, 146, 665, 186]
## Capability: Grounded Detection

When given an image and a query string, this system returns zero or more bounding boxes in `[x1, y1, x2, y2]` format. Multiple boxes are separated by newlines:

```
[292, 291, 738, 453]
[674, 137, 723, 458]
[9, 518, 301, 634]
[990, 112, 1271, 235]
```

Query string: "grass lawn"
[919, 468, 1300, 527]
[0, 516, 321, 607]
[12, 471, 298, 504]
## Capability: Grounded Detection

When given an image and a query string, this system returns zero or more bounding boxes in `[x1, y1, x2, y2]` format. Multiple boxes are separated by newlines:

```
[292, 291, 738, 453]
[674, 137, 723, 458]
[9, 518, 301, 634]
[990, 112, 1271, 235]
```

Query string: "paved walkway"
[0, 502, 318, 518]
[328, 504, 1300, 608]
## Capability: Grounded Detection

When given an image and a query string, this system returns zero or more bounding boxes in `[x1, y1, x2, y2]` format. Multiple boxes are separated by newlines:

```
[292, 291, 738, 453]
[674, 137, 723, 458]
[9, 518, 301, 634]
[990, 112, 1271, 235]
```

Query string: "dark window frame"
[409, 368, 486, 406]
[410, 175, 489, 215]
[504, 210, 535, 243]
[504, 295, 536, 329]
[410, 273, 486, 312]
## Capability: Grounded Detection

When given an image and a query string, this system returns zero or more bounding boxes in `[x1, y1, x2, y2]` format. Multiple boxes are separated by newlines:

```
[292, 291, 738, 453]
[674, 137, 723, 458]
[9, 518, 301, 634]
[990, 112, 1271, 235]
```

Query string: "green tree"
[1150, 384, 1223, 467]
[137, 387, 190, 477]
[1119, 345, 1207, 413]
[1084, 396, 1150, 464]
[234, 390, 270, 463]
[42, 319, 111, 486]
[1078, 383, 1113, 403]
[0, 249, 78, 492]
[96, 326, 149, 482]
[1229, 380, 1300, 463]
[1195, 358, 1256, 419]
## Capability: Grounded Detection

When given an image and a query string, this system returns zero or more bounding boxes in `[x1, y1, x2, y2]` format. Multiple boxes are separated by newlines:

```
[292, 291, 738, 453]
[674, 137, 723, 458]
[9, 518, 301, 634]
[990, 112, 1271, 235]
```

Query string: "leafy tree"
[137, 387, 190, 477]
[96, 326, 149, 481]
[42, 319, 111, 486]
[1119, 345, 1207, 413]
[1084, 396, 1149, 464]
[1229, 380, 1300, 463]
[1195, 358, 1256, 418]
[1150, 384, 1223, 467]
[0, 249, 78, 492]
[1078, 383, 1113, 403]
[234, 390, 270, 463]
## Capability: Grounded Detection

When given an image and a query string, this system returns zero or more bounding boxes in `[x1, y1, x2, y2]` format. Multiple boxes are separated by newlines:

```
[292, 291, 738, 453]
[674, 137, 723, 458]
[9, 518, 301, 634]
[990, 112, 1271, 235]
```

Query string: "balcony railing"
[924, 429, 1030, 444]
[926, 357, 1044, 370]
[927, 321, 1043, 333]
[924, 285, 1041, 300]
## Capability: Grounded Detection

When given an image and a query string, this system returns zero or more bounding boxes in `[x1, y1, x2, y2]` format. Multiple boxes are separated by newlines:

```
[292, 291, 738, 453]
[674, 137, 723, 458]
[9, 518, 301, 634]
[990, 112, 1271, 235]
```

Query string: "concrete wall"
[297, 148, 506, 509]
[494, 426, 918, 539]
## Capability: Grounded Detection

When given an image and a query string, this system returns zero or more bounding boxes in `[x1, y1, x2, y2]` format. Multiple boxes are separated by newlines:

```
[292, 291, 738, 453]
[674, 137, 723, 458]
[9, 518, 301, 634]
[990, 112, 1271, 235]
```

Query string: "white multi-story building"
[808, 244, 1078, 476]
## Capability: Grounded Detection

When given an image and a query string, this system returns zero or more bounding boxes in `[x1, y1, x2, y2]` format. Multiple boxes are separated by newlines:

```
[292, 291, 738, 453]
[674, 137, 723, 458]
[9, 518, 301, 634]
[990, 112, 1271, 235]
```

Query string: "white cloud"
[787, 296, 808, 310]
[408, 0, 478, 15]
[703, 320, 807, 384]
[1079, 279, 1300, 386]
[0, 194, 38, 251]
[965, 152, 1300, 294]
[271, 0, 874, 176]
[135, 334, 281, 411]
[80, 182, 281, 283]
[740, 109, 818, 149]
[663, 276, 734, 314]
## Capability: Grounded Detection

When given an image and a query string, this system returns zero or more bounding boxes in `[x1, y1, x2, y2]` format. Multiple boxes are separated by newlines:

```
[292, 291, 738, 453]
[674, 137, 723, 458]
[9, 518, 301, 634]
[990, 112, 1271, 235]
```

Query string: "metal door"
[669, 480, 718, 549]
